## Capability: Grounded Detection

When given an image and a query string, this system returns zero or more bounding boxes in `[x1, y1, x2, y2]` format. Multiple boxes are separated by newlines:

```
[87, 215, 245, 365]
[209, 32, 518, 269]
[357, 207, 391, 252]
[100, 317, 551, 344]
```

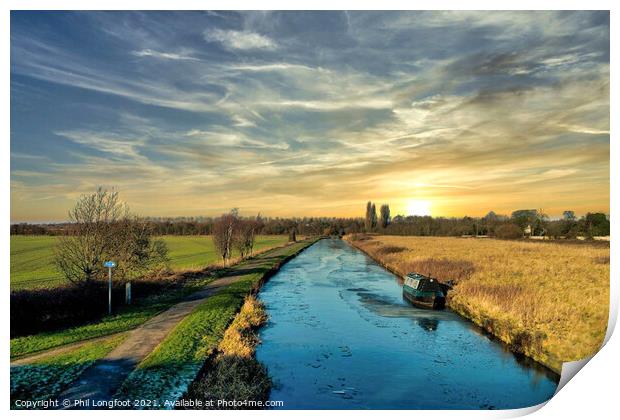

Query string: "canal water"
[255, 239, 559, 409]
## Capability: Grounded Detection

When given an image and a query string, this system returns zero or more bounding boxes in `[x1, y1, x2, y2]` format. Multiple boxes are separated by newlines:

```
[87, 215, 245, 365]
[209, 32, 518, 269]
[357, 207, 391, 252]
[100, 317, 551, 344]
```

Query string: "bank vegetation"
[346, 234, 610, 373]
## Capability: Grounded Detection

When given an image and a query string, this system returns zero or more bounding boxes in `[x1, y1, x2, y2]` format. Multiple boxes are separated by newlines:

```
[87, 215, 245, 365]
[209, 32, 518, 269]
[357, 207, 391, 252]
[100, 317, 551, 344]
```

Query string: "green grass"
[165, 235, 288, 270]
[11, 275, 217, 359]
[11, 302, 168, 359]
[114, 240, 313, 406]
[10, 235, 288, 290]
[11, 334, 127, 407]
[10, 240, 307, 360]
[10, 236, 60, 290]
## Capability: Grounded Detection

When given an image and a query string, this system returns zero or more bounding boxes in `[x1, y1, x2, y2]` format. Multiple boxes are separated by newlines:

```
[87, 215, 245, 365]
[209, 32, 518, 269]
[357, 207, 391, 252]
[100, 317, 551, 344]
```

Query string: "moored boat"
[403, 272, 453, 310]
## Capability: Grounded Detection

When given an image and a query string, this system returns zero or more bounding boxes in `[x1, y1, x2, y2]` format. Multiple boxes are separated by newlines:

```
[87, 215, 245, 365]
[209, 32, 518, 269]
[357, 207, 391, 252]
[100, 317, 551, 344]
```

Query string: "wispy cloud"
[204, 28, 277, 50]
[132, 49, 200, 61]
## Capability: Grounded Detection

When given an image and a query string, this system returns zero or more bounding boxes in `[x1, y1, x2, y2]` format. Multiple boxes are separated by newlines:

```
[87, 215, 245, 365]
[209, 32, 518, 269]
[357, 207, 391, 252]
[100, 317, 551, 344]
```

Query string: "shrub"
[494, 223, 523, 239]
[349, 233, 372, 241]
[594, 256, 610, 264]
[376, 245, 407, 255]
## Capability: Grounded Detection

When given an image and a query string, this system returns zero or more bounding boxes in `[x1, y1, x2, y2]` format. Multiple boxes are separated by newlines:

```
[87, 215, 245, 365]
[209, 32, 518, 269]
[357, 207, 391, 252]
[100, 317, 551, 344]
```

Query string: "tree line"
[12, 206, 610, 242]
[11, 216, 364, 237]
[360, 202, 610, 239]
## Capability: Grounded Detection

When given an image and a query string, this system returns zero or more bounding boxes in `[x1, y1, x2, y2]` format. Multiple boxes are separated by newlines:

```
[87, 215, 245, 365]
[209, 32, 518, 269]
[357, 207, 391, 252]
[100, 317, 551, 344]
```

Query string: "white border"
[3, 1, 617, 419]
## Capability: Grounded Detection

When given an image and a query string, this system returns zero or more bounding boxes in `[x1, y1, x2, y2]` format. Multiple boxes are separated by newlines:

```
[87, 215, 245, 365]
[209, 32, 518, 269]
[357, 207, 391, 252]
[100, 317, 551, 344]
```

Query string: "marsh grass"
[347, 235, 610, 373]
[400, 257, 475, 282]
[217, 296, 268, 358]
[376, 245, 408, 255]
[593, 256, 610, 265]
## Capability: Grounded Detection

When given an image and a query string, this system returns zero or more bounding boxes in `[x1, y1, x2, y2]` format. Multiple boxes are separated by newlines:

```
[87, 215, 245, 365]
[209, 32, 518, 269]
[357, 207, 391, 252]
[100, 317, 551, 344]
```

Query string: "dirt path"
[55, 241, 310, 408]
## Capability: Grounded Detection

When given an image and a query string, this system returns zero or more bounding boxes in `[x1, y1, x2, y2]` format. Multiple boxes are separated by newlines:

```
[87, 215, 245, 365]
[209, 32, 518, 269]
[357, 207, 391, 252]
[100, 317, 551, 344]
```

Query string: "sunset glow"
[406, 200, 432, 217]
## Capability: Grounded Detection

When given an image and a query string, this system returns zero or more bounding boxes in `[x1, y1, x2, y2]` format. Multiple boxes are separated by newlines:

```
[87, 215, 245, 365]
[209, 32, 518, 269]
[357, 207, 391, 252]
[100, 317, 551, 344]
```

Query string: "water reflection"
[417, 317, 440, 332]
[256, 239, 559, 409]
[353, 288, 444, 332]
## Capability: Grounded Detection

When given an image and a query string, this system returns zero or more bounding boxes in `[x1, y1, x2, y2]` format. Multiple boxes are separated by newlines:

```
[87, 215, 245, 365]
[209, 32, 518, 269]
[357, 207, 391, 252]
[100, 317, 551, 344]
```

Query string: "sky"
[10, 11, 610, 222]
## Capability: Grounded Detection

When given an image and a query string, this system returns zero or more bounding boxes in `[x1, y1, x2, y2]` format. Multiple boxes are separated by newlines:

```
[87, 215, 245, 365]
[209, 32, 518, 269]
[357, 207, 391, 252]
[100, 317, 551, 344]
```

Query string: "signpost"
[125, 282, 132, 305]
[104, 261, 116, 315]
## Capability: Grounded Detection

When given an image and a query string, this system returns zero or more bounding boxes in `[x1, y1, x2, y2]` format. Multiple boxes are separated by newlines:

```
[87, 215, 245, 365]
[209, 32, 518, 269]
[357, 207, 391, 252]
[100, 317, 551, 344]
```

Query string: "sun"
[406, 200, 432, 216]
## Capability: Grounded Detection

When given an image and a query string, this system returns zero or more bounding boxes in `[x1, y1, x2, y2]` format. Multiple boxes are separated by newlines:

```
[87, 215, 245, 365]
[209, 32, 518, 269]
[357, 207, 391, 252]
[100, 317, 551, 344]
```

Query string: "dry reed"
[347, 235, 609, 373]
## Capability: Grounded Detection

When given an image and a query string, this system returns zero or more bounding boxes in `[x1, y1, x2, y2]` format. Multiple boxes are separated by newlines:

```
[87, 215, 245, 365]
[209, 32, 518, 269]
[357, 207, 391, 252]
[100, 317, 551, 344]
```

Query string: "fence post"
[125, 282, 132, 305]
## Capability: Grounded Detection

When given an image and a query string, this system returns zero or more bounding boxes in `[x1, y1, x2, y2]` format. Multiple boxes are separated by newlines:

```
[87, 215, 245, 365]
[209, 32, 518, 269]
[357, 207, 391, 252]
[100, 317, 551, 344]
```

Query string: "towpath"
[53, 241, 312, 408]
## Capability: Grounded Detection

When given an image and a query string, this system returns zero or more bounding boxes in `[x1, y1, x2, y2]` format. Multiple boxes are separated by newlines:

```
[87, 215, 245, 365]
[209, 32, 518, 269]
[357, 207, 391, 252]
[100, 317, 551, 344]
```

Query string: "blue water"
[255, 239, 559, 409]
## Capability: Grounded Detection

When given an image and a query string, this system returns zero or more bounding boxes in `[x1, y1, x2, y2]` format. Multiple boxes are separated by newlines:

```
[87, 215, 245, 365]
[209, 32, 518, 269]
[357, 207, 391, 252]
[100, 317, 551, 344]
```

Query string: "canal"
[255, 238, 559, 409]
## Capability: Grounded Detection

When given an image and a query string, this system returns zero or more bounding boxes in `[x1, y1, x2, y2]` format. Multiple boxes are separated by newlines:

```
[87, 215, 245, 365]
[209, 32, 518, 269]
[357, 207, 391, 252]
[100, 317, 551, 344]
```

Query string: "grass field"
[346, 235, 610, 373]
[10, 235, 288, 290]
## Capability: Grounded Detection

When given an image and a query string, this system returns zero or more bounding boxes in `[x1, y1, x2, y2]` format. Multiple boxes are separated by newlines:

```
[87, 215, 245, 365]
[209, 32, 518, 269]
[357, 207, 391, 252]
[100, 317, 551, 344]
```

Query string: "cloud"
[10, 11, 610, 220]
[184, 129, 289, 150]
[204, 29, 277, 50]
[132, 49, 199, 61]
[54, 130, 146, 160]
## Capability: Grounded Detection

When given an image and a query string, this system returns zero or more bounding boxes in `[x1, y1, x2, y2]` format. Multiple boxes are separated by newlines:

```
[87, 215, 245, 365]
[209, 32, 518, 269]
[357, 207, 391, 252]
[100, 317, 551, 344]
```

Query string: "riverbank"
[344, 235, 610, 374]
[112, 239, 316, 406]
[255, 238, 557, 409]
[182, 295, 271, 409]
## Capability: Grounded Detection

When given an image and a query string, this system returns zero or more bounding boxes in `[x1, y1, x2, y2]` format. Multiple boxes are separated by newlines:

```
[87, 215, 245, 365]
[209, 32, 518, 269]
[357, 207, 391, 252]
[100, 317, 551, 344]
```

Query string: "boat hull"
[403, 287, 446, 309]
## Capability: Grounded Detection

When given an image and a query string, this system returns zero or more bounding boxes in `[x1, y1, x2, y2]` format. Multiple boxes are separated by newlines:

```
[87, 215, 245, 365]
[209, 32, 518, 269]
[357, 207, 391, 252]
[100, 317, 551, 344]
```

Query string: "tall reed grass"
[347, 235, 609, 373]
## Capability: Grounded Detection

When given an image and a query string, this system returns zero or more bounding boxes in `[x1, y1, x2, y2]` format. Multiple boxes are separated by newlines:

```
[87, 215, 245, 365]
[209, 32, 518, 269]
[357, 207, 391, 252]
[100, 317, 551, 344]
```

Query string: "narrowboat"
[403, 272, 453, 310]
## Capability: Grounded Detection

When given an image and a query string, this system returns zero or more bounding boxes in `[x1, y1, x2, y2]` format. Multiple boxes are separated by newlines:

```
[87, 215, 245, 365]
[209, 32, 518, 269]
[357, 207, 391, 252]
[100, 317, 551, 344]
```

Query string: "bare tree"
[213, 210, 238, 265]
[54, 187, 168, 285]
[112, 217, 169, 280]
[234, 218, 259, 258]
[55, 188, 124, 284]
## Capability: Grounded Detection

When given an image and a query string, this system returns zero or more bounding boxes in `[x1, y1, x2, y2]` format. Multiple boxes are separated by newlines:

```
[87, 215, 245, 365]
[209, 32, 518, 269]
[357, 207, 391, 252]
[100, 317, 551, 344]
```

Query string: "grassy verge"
[10, 275, 216, 358]
[183, 296, 271, 410]
[10, 334, 127, 407]
[114, 240, 313, 407]
[345, 234, 609, 373]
